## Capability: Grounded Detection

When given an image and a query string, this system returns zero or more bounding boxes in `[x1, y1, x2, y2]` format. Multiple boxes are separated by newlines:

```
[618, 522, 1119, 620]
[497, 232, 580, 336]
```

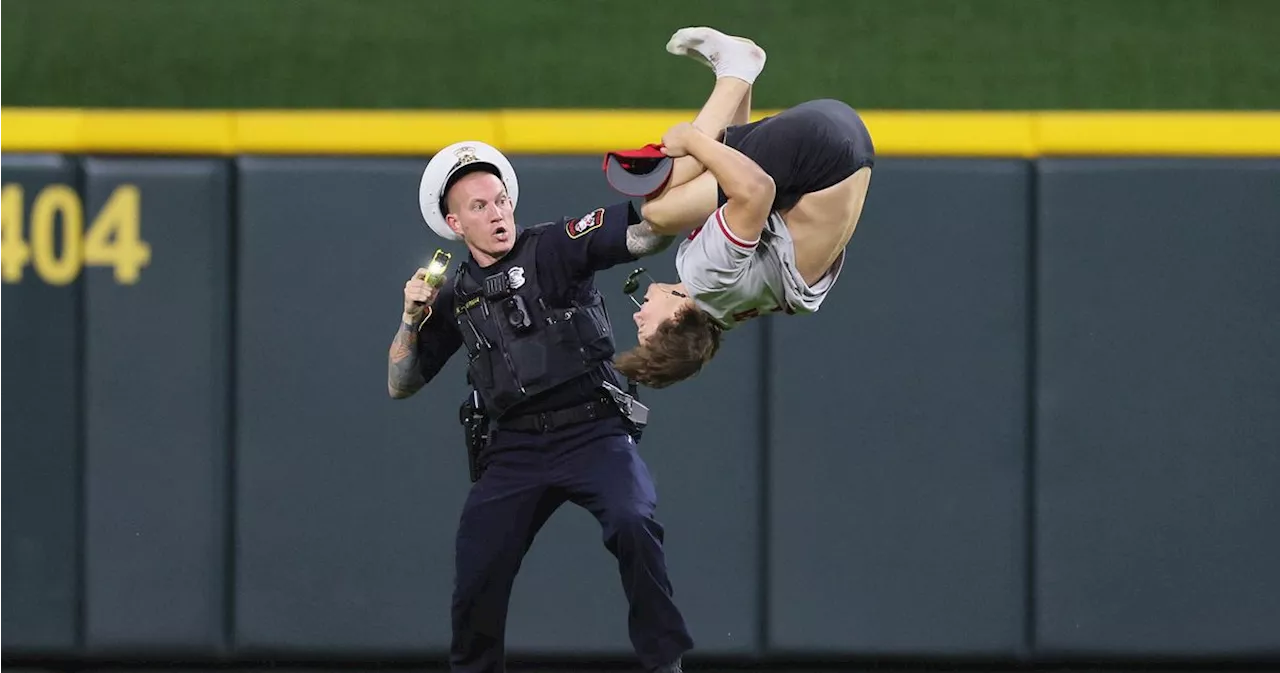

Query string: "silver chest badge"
[507, 266, 526, 289]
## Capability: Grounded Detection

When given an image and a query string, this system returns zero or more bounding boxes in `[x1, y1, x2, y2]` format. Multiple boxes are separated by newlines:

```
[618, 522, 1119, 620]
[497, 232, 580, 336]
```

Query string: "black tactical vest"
[450, 226, 616, 419]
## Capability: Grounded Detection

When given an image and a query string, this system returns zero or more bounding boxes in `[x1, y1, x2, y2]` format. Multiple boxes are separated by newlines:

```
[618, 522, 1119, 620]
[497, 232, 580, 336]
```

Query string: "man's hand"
[661, 122, 703, 158]
[662, 119, 775, 245]
[403, 267, 439, 321]
[390, 267, 434, 398]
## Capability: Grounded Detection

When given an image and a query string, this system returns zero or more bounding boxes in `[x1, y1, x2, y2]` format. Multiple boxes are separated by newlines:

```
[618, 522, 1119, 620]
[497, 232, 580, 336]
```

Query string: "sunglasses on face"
[623, 267, 687, 307]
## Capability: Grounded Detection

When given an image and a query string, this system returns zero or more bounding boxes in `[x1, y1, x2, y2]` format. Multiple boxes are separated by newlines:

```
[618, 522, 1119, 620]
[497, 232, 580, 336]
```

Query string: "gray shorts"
[760, 210, 845, 315]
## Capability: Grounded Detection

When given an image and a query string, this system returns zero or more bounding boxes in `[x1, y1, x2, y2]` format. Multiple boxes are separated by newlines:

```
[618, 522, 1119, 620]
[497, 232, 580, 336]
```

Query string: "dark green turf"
[4, 0, 1279, 109]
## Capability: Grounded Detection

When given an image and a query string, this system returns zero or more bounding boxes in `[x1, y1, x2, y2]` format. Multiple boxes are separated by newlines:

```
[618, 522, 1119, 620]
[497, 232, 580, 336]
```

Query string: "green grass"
[3, 0, 1279, 110]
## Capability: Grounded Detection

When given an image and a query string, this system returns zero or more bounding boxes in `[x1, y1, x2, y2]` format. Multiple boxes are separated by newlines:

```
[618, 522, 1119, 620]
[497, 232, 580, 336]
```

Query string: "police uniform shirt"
[675, 203, 844, 331]
[413, 201, 642, 414]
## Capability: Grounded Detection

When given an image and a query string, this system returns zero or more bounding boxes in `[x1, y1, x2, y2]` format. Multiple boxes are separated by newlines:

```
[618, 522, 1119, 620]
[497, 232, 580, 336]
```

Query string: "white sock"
[712, 43, 764, 85]
[669, 28, 765, 85]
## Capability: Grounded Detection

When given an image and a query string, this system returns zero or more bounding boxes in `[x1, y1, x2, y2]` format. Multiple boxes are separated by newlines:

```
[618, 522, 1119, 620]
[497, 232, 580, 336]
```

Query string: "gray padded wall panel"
[1035, 159, 1280, 656]
[768, 159, 1030, 656]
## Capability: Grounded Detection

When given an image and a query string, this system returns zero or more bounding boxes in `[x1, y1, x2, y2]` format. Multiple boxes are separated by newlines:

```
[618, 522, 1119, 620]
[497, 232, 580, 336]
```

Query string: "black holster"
[459, 389, 490, 482]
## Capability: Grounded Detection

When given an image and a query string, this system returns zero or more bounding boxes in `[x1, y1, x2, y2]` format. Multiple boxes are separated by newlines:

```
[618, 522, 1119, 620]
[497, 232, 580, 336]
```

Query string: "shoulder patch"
[566, 207, 605, 239]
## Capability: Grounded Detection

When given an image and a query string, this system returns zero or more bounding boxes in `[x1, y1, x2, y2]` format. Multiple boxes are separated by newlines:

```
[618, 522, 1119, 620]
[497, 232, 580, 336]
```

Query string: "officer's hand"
[661, 122, 699, 158]
[403, 267, 439, 317]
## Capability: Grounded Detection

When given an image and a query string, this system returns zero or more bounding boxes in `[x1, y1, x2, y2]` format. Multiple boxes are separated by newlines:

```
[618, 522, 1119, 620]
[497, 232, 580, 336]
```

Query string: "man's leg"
[642, 28, 764, 218]
[451, 444, 565, 673]
[669, 27, 762, 137]
[642, 79, 767, 233]
[552, 425, 693, 671]
[660, 77, 752, 193]
[641, 170, 721, 236]
[647, 98, 875, 238]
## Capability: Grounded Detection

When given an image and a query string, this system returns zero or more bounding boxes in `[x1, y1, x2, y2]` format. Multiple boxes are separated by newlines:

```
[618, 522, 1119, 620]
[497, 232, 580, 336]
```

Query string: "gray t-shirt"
[675, 204, 844, 330]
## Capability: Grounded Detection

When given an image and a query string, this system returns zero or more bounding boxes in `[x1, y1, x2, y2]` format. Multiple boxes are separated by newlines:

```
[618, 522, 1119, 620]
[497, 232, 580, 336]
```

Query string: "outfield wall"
[3, 111, 1279, 666]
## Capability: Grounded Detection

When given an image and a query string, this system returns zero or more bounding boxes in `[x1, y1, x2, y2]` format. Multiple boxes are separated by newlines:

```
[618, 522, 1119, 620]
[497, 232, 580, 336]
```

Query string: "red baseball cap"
[602, 144, 674, 198]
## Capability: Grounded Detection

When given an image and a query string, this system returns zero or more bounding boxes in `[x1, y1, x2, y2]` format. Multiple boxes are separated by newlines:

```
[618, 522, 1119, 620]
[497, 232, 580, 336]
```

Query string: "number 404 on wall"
[1, 183, 151, 285]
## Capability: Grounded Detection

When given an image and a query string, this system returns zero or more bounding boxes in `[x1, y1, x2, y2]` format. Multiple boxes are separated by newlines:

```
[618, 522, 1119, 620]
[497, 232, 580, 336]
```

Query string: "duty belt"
[498, 395, 619, 433]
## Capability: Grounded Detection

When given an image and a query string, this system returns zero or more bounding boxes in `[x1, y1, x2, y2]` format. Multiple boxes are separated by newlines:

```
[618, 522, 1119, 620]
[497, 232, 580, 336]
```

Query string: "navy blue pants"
[450, 416, 692, 673]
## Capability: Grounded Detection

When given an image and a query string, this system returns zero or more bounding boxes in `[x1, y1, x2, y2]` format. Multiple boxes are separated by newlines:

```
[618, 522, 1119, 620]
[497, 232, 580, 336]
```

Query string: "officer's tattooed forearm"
[388, 322, 426, 398]
[626, 220, 675, 258]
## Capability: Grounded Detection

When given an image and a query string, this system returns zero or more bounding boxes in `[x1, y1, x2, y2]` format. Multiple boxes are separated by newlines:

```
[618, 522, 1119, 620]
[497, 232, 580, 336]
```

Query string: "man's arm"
[666, 122, 775, 243]
[625, 219, 675, 258]
[388, 316, 427, 398]
[388, 306, 462, 398]
[549, 201, 668, 279]
[389, 273, 462, 399]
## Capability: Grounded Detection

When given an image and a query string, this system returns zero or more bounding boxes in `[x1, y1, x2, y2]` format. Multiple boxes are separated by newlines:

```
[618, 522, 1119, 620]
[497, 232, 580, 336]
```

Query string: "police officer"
[387, 141, 691, 673]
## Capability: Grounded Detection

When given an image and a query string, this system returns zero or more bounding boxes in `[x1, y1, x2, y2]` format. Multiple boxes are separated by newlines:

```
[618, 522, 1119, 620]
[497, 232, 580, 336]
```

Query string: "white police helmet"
[419, 141, 520, 241]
